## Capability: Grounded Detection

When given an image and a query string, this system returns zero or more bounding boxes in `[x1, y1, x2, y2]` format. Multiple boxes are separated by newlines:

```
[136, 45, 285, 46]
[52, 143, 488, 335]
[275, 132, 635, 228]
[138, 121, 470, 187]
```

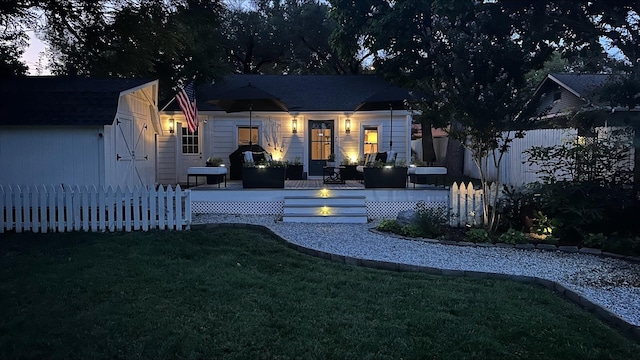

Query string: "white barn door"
[115, 115, 150, 187]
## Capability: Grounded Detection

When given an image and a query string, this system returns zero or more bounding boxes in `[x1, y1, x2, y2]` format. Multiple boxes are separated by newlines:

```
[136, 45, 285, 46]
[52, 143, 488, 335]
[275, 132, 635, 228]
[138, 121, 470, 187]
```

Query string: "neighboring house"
[0, 77, 160, 188]
[463, 72, 639, 186]
[159, 75, 415, 183]
[529, 72, 639, 127]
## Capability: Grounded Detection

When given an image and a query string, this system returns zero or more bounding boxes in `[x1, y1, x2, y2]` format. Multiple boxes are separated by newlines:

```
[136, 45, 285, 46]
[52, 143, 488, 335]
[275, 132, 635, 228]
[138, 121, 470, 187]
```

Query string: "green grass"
[0, 227, 638, 360]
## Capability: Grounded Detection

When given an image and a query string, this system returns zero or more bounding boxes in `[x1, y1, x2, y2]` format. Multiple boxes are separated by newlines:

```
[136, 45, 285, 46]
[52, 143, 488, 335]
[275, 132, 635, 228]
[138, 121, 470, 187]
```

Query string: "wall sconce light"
[169, 118, 175, 134]
[292, 118, 298, 134]
[345, 118, 351, 134]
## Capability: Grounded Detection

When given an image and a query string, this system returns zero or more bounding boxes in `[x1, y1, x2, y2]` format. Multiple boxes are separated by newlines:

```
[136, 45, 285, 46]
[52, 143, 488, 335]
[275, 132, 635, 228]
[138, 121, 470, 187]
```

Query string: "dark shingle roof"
[163, 75, 399, 112]
[548, 73, 611, 98]
[0, 77, 154, 126]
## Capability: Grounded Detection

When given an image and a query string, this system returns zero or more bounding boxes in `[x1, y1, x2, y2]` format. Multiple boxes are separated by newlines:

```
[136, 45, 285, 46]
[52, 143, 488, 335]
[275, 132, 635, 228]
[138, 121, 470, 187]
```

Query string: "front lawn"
[0, 228, 638, 359]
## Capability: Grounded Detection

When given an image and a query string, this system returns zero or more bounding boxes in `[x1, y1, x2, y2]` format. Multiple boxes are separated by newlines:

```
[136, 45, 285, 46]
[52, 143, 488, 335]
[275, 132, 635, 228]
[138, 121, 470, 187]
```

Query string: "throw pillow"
[243, 151, 254, 163]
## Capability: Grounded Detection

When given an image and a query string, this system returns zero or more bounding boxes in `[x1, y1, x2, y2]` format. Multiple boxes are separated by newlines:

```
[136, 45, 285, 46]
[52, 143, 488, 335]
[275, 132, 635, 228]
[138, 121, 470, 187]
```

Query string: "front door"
[308, 120, 334, 176]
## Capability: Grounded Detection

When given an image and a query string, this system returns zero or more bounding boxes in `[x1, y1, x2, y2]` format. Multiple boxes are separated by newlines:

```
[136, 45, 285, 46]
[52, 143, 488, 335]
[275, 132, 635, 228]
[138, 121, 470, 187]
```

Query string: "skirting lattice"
[193, 200, 449, 220]
[367, 200, 448, 219]
[193, 201, 284, 215]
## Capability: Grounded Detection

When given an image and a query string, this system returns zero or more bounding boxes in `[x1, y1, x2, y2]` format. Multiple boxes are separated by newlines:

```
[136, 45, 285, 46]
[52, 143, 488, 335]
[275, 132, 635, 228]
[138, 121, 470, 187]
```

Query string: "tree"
[222, 0, 358, 74]
[40, 0, 227, 95]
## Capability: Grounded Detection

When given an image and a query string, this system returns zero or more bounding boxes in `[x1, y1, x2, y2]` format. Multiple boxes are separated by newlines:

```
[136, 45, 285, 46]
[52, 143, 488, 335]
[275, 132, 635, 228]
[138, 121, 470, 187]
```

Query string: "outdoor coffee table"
[187, 166, 227, 188]
[322, 166, 345, 184]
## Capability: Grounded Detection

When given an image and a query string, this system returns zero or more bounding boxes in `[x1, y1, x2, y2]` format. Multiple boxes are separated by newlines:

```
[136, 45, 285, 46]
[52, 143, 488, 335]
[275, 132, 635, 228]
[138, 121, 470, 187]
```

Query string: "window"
[238, 126, 259, 146]
[182, 127, 199, 154]
[363, 126, 378, 154]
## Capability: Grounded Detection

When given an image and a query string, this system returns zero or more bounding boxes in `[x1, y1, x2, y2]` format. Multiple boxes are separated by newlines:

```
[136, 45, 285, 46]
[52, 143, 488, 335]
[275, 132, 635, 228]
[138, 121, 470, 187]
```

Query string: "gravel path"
[193, 214, 640, 328]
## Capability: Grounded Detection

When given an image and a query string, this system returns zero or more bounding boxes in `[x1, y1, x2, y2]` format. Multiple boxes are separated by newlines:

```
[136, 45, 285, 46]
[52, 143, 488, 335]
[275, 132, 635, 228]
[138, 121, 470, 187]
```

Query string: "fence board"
[167, 186, 175, 230]
[175, 185, 183, 231]
[149, 186, 157, 229]
[158, 186, 166, 230]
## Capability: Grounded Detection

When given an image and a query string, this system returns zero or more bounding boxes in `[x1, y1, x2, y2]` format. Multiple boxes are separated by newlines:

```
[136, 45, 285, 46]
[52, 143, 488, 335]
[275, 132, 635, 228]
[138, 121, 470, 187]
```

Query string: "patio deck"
[188, 179, 450, 220]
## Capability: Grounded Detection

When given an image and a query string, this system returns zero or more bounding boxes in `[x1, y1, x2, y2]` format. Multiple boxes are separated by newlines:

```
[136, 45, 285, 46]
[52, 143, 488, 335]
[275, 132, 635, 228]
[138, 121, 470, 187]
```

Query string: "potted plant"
[363, 158, 408, 188]
[326, 153, 336, 167]
[205, 157, 225, 184]
[242, 161, 286, 188]
[339, 157, 359, 180]
[286, 157, 304, 180]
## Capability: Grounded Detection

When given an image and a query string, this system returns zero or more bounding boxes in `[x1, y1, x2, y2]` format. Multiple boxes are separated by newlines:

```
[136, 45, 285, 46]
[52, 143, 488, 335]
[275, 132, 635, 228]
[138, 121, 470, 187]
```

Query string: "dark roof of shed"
[164, 75, 400, 112]
[0, 77, 154, 126]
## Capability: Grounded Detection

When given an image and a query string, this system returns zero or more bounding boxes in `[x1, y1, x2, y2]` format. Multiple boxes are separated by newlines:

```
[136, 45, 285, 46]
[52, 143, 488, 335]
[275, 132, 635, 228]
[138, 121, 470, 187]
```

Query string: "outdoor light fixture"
[345, 118, 351, 134]
[169, 118, 175, 134]
[292, 118, 297, 134]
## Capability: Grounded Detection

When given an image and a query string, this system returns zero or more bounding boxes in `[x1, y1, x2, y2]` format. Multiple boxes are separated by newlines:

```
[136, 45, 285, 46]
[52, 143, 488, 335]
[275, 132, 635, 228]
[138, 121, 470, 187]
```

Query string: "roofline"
[547, 73, 584, 99]
[118, 79, 159, 100]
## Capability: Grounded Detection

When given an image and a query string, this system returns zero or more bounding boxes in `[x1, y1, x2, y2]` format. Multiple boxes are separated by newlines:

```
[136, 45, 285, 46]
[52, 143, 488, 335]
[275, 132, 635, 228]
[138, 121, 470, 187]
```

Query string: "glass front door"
[308, 120, 334, 176]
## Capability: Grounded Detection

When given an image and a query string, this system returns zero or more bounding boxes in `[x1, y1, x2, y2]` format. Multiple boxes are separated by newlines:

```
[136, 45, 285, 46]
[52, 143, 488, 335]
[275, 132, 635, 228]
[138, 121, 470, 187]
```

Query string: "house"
[0, 77, 160, 188]
[463, 72, 639, 186]
[159, 75, 415, 183]
[529, 72, 639, 127]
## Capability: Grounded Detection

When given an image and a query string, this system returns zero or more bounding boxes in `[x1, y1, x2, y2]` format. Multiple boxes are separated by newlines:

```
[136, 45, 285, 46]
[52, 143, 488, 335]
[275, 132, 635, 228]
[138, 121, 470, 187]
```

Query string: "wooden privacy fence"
[0, 184, 191, 233]
[449, 182, 497, 228]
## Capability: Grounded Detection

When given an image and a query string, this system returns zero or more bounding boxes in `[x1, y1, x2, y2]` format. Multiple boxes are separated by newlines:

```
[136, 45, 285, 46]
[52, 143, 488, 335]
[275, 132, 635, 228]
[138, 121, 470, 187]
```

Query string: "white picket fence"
[449, 181, 497, 228]
[0, 184, 191, 233]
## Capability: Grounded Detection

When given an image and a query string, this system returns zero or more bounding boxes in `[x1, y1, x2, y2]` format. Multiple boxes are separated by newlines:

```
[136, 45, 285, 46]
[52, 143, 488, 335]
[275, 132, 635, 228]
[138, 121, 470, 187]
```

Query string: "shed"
[0, 77, 160, 188]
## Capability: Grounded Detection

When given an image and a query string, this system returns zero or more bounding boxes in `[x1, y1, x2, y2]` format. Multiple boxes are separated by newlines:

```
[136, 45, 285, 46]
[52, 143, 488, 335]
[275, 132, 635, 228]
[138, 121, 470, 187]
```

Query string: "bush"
[602, 235, 640, 257]
[465, 228, 491, 243]
[583, 233, 607, 248]
[377, 219, 401, 234]
[498, 229, 528, 244]
[414, 201, 447, 238]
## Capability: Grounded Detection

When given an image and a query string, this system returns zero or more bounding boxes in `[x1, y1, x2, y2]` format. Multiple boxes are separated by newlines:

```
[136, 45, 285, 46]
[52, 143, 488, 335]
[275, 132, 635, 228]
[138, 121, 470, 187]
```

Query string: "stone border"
[192, 222, 640, 343]
[369, 229, 640, 264]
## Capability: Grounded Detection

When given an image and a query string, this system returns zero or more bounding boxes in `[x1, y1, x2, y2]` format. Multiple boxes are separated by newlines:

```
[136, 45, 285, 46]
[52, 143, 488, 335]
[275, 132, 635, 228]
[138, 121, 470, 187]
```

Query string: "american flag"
[176, 82, 198, 133]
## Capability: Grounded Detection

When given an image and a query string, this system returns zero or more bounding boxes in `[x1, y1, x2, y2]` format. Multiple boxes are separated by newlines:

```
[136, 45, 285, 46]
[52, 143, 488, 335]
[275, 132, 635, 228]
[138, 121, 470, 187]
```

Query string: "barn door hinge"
[117, 154, 121, 161]
[144, 155, 148, 160]
[116, 118, 120, 125]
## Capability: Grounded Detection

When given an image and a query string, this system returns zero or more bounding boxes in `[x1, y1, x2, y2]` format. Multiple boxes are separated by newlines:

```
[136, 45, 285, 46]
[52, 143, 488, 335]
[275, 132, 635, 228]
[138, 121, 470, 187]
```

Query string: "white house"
[0, 77, 160, 188]
[159, 75, 415, 184]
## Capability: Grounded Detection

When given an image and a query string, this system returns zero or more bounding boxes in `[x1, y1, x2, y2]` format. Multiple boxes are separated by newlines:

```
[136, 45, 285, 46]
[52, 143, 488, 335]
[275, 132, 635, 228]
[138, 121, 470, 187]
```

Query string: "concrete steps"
[282, 195, 368, 223]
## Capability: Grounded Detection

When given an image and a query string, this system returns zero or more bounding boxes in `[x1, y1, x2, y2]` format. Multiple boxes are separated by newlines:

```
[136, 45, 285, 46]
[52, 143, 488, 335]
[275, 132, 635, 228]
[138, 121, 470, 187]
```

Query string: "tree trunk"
[421, 117, 437, 163]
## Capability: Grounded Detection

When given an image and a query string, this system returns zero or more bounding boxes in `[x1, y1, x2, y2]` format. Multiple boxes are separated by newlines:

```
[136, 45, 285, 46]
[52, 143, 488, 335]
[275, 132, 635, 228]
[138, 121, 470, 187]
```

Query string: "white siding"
[0, 126, 103, 186]
[157, 110, 412, 178]
[157, 135, 177, 185]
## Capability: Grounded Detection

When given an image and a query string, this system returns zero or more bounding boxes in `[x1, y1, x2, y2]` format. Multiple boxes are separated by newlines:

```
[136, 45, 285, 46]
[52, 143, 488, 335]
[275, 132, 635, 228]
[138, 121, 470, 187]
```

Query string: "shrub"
[602, 235, 640, 257]
[583, 233, 607, 248]
[377, 219, 401, 234]
[465, 228, 491, 243]
[498, 229, 528, 244]
[414, 201, 447, 238]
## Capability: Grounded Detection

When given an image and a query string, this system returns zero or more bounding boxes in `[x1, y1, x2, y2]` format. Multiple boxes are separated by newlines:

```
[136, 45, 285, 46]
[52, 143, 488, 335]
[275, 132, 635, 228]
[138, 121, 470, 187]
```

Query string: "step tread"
[282, 213, 368, 217]
[284, 196, 366, 200]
